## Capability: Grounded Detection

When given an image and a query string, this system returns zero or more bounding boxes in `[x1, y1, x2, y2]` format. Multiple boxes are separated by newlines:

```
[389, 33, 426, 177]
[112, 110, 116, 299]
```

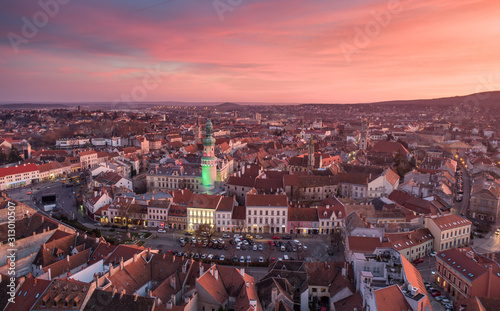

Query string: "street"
[5, 179, 90, 224]
[142, 230, 345, 267]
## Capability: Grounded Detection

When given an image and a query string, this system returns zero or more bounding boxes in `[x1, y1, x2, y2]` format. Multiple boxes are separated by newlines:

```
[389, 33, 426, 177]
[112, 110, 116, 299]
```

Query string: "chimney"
[240, 268, 245, 277]
[134, 292, 138, 302]
[246, 281, 250, 288]
[67, 255, 70, 262]
[120, 289, 125, 299]
[120, 257, 124, 270]
[214, 268, 218, 280]
[112, 288, 117, 298]
[166, 300, 173, 309]
[271, 287, 278, 302]
[171, 294, 176, 305]
[170, 276, 176, 289]
[199, 264, 204, 276]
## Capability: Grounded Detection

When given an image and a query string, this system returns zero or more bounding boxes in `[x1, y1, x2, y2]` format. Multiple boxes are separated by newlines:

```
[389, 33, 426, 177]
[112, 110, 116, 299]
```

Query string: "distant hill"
[369, 91, 500, 107]
[0, 103, 70, 109]
[214, 102, 243, 110]
[1, 90, 499, 109]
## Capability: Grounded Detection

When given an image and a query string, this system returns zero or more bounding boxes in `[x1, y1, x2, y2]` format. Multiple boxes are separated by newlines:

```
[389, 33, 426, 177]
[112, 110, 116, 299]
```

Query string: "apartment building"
[426, 215, 471, 251]
[435, 247, 500, 300]
[246, 193, 288, 234]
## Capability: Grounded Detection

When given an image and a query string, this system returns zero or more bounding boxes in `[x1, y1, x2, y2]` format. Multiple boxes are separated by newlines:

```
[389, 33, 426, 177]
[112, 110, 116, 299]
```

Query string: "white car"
[236, 244, 241, 250]
[293, 240, 302, 246]
[222, 234, 230, 238]
[256, 235, 263, 239]
[158, 228, 166, 233]
[429, 251, 437, 257]
[259, 256, 264, 262]
[208, 254, 214, 260]
[240, 256, 245, 263]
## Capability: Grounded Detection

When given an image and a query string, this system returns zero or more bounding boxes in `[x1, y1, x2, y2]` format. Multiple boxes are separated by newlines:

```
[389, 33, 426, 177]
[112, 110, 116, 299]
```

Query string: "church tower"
[195, 117, 202, 143]
[359, 118, 368, 150]
[201, 119, 217, 192]
[307, 136, 315, 170]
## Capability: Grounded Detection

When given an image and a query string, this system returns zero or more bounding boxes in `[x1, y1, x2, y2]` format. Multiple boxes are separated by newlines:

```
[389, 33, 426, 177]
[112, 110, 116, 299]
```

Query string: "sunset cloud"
[1, 0, 499, 103]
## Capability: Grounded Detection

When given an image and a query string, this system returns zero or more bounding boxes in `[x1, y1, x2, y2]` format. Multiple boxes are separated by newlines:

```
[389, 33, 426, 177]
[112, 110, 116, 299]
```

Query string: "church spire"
[308, 135, 315, 170]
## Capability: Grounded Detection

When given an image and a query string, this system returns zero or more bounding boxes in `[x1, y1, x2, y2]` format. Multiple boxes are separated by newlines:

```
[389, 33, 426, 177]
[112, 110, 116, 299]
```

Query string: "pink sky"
[0, 0, 499, 104]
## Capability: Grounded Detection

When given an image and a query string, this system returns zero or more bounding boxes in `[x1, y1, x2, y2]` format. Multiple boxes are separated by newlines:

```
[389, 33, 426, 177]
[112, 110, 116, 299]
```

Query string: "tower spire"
[308, 135, 315, 170]
[201, 119, 217, 193]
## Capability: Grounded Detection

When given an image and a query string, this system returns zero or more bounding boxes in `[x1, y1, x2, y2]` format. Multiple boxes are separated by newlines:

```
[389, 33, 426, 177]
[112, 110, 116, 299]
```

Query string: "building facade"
[426, 215, 471, 252]
[246, 193, 288, 234]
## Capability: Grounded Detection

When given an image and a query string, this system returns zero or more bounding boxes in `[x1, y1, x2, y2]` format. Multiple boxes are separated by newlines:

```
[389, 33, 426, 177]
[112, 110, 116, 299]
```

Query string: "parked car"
[441, 298, 451, 305]
[429, 251, 437, 257]
[293, 240, 301, 246]
[220, 255, 225, 261]
[253, 245, 258, 251]
[283, 236, 292, 240]
[222, 233, 230, 238]
[184, 232, 192, 236]
[236, 244, 241, 250]
[240, 256, 245, 263]
[271, 235, 280, 240]
[201, 254, 207, 259]
[255, 235, 263, 239]
[246, 256, 251, 263]
[158, 228, 166, 233]
[435, 296, 443, 301]
[271, 257, 276, 262]
[259, 256, 264, 263]
[207, 254, 214, 260]
[246, 234, 253, 239]
[258, 244, 263, 251]
[413, 258, 424, 264]
[233, 256, 238, 262]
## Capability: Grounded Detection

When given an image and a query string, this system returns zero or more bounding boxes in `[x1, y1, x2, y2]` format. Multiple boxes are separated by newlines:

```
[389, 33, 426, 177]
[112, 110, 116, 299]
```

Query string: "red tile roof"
[246, 194, 288, 207]
[430, 214, 472, 231]
[347, 236, 381, 253]
[4, 276, 51, 311]
[374, 285, 411, 311]
[0, 163, 38, 178]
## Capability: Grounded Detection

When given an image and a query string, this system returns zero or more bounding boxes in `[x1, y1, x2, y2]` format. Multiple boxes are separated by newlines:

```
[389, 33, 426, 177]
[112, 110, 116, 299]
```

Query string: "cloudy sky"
[0, 0, 499, 103]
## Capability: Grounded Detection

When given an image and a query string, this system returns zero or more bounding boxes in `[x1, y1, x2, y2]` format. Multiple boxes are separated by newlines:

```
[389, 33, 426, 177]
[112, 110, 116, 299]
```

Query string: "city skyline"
[1, 0, 500, 103]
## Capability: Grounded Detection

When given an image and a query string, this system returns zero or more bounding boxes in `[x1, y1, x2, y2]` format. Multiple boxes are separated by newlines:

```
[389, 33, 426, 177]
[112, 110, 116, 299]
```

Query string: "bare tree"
[195, 224, 217, 240]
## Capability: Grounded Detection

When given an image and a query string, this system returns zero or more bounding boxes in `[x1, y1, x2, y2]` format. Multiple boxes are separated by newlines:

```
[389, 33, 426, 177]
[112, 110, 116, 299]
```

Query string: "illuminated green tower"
[202, 119, 217, 192]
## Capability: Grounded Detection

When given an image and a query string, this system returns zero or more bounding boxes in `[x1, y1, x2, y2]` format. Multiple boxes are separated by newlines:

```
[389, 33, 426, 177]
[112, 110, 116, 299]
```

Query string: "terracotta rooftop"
[4, 276, 52, 311]
[246, 194, 288, 207]
[430, 214, 472, 231]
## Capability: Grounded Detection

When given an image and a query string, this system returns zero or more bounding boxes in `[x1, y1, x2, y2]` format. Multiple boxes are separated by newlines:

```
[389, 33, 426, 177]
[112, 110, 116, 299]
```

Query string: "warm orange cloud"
[0, 0, 499, 103]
